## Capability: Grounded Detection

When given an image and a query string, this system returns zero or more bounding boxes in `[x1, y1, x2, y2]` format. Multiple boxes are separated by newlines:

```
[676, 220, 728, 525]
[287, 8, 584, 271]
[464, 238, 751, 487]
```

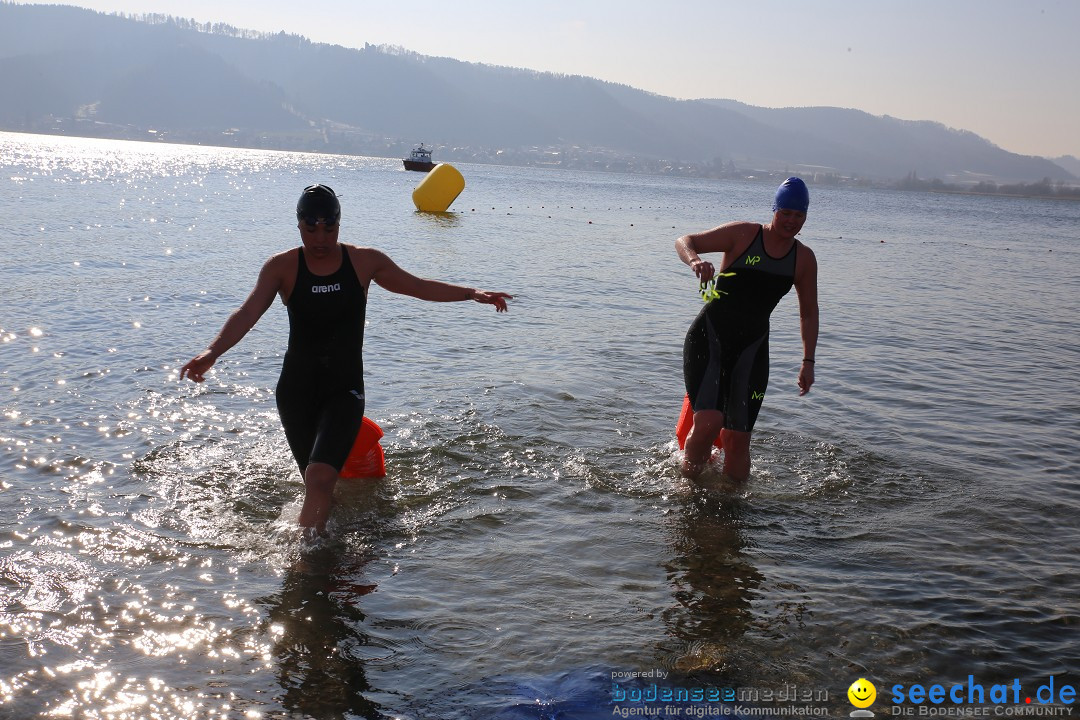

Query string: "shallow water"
[1, 132, 1079, 718]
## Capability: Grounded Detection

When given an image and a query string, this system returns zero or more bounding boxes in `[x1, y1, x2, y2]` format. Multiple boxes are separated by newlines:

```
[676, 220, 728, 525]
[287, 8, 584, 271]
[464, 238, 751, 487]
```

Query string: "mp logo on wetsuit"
[311, 283, 342, 293]
[745, 256, 762, 266]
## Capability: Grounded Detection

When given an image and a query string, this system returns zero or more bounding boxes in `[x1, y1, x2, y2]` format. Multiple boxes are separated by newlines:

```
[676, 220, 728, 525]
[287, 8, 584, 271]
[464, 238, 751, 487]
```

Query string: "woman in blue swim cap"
[676, 176, 819, 481]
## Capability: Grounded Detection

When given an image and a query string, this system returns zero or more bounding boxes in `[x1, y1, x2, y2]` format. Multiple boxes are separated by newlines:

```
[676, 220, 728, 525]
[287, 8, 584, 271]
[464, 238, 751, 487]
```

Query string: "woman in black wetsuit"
[181, 184, 512, 538]
[676, 177, 819, 481]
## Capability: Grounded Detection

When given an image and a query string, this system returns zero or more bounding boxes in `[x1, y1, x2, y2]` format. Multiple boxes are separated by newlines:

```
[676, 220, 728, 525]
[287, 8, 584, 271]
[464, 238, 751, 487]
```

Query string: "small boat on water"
[403, 143, 436, 172]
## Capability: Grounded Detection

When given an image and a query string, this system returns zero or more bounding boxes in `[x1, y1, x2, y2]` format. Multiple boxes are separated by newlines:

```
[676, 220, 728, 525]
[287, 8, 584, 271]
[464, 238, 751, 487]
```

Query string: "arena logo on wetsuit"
[311, 283, 342, 293]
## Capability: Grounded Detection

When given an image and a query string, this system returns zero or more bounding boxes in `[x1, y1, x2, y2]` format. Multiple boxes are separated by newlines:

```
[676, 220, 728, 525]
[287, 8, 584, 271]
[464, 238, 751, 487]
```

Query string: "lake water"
[1, 131, 1078, 719]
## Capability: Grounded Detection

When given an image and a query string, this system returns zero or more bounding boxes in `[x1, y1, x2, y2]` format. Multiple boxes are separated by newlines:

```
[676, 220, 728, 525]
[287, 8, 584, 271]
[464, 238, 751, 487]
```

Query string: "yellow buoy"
[412, 163, 465, 212]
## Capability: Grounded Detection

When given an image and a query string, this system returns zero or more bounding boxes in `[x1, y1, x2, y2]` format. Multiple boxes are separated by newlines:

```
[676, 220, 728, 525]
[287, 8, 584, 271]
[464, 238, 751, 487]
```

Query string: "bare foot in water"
[680, 447, 716, 479]
[680, 456, 707, 478]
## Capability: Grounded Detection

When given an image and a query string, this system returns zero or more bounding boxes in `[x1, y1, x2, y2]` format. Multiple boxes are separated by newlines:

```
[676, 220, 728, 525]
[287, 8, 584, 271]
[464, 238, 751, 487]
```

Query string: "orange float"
[340, 416, 386, 479]
[675, 394, 723, 451]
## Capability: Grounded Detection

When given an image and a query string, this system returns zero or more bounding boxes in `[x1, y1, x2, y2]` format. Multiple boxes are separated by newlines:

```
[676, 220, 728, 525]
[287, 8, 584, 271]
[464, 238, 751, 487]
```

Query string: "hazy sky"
[51, 0, 1080, 159]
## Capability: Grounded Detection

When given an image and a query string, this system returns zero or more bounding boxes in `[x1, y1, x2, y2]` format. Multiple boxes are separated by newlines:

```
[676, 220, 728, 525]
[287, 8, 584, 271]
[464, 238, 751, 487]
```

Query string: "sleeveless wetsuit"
[275, 246, 367, 472]
[683, 226, 797, 432]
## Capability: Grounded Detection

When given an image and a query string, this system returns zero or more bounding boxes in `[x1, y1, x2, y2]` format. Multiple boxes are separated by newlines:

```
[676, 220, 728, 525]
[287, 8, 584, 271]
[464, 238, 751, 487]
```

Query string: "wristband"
[803, 358, 815, 363]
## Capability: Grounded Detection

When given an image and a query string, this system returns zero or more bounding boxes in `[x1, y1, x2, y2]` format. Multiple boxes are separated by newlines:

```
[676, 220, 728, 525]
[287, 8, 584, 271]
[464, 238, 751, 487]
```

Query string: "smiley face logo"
[848, 678, 876, 708]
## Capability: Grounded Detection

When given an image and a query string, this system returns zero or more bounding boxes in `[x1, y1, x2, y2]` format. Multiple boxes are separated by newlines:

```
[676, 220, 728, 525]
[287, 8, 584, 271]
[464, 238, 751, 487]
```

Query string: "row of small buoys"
[411, 170, 729, 215]
[457, 206, 672, 228]
[410, 170, 682, 226]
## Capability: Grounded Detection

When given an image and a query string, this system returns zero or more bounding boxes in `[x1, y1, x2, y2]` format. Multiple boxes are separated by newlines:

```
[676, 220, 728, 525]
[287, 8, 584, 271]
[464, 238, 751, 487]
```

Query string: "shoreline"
[4, 127, 1077, 201]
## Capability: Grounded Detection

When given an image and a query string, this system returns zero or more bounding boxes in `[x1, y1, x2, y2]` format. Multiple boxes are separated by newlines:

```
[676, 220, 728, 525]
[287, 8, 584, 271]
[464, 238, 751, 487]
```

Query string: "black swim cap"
[296, 184, 341, 223]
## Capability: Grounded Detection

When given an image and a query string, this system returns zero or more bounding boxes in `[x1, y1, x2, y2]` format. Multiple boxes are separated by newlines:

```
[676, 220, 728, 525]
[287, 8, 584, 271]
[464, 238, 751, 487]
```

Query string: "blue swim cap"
[772, 177, 809, 213]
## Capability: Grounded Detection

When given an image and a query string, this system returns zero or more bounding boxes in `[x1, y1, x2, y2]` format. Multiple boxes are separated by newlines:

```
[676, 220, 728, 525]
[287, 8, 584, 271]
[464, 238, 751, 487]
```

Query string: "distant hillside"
[1053, 155, 1080, 177]
[700, 100, 1071, 185]
[1, 2, 1075, 186]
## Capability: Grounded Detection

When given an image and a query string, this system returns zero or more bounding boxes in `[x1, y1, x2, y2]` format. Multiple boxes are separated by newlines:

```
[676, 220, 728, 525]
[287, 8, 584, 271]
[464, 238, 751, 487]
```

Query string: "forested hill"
[1, 3, 1075, 185]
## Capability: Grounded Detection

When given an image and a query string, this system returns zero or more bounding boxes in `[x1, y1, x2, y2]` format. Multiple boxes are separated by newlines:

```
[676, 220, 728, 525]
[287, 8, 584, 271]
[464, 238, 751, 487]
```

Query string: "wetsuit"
[275, 246, 366, 471]
[683, 226, 796, 432]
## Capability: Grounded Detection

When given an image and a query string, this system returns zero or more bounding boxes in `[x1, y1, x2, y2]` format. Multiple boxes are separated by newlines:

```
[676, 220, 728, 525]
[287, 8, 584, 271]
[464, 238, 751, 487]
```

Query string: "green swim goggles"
[698, 272, 735, 302]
